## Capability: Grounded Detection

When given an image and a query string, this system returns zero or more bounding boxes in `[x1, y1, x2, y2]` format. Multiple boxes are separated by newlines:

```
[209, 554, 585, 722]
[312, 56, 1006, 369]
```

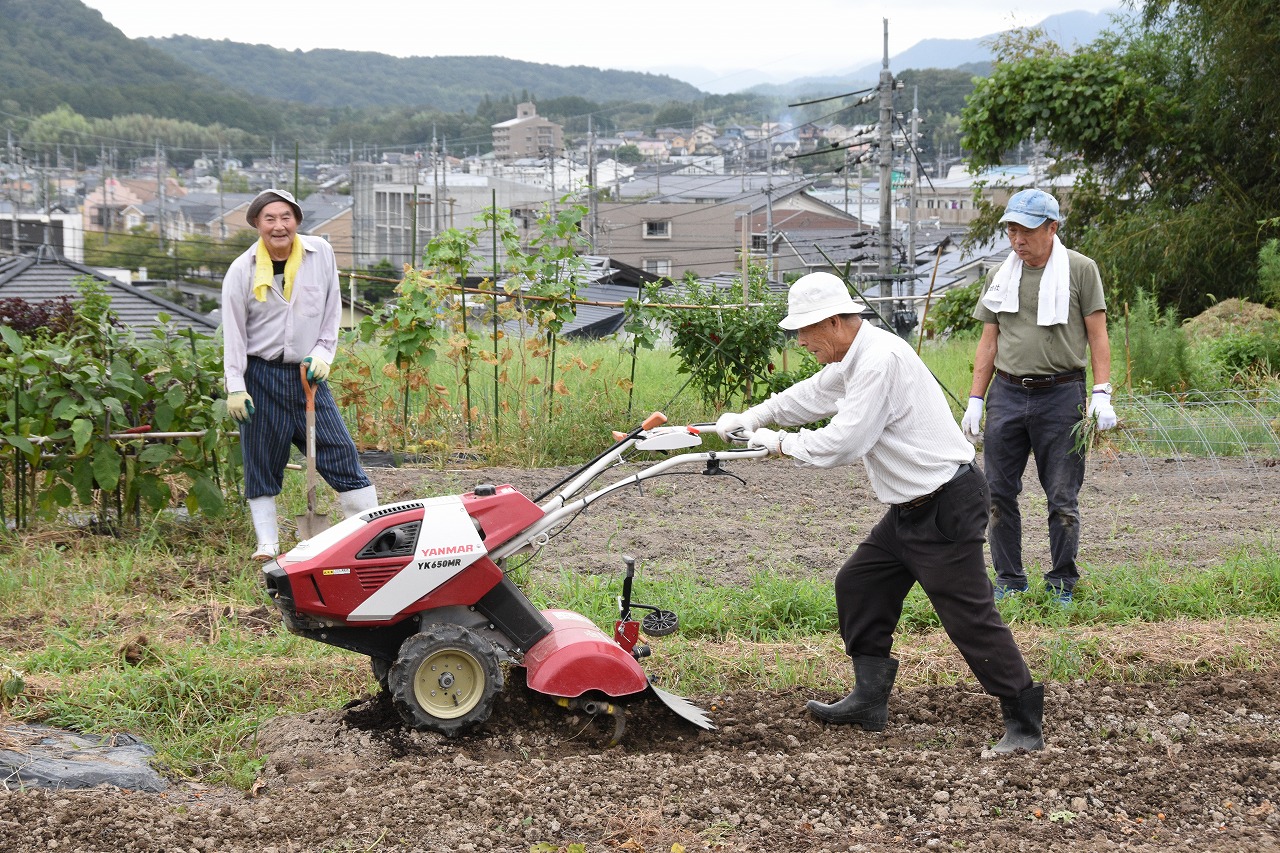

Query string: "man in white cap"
[714, 271, 1043, 753]
[221, 188, 378, 560]
[962, 188, 1114, 605]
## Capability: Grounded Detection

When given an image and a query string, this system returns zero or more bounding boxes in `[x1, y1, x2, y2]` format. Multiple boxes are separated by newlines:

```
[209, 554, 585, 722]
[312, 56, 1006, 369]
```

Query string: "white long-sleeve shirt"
[221, 234, 342, 394]
[745, 323, 975, 505]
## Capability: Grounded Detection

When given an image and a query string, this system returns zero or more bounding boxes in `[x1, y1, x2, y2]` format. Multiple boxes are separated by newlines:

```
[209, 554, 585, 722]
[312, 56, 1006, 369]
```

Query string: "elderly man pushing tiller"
[715, 272, 1043, 752]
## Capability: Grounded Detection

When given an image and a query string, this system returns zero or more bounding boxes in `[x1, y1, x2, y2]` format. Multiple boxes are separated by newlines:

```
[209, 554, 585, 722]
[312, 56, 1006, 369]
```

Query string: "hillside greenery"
[0, 0, 291, 132]
[144, 35, 706, 114]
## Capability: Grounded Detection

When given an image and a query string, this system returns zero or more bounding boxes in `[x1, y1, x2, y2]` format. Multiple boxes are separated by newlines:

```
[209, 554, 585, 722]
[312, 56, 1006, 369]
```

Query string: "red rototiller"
[262, 413, 765, 743]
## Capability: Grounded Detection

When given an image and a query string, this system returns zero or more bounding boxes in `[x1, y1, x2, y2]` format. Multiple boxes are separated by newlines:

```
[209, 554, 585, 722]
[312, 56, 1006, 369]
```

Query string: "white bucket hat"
[779, 272, 866, 330]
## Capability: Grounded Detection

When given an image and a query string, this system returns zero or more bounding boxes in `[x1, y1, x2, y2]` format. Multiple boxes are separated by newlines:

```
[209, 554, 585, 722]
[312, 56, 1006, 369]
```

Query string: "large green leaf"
[138, 443, 176, 466]
[70, 419, 94, 455]
[2, 434, 35, 455]
[91, 445, 122, 492]
[0, 326, 25, 354]
[188, 474, 225, 516]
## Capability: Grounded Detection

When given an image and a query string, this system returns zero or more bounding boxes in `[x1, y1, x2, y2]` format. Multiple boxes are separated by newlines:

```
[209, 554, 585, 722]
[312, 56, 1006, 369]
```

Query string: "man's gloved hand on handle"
[304, 356, 330, 383]
[748, 427, 786, 457]
[714, 411, 758, 443]
[227, 391, 254, 423]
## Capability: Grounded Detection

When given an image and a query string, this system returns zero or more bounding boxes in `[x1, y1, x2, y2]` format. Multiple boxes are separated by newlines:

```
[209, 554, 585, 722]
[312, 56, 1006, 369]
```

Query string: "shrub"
[1114, 289, 1192, 392]
[922, 279, 983, 341]
[1200, 324, 1280, 385]
[645, 267, 789, 410]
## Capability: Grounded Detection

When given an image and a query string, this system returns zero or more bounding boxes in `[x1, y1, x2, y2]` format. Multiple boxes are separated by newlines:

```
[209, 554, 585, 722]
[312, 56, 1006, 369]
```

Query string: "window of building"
[644, 220, 671, 239]
[643, 259, 672, 276]
[751, 234, 769, 251]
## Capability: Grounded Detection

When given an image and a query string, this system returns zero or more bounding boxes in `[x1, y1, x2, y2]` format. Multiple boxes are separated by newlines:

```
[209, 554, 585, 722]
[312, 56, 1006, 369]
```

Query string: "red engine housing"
[270, 485, 544, 626]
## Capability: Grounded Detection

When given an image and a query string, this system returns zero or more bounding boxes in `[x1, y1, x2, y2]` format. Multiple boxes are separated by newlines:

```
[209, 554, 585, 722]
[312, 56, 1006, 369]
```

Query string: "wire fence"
[1111, 390, 1280, 496]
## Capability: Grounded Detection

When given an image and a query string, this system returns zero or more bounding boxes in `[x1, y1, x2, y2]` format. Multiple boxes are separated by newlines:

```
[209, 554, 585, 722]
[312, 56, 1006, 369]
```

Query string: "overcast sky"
[79, 1, 1124, 92]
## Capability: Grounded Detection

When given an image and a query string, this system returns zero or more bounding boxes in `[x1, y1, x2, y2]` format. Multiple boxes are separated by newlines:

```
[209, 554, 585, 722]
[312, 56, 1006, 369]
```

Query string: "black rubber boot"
[992, 682, 1045, 752]
[806, 656, 899, 730]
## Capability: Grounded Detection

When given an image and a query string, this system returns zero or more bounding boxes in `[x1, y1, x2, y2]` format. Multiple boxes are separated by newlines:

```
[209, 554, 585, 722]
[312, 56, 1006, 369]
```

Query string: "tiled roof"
[0, 249, 217, 334]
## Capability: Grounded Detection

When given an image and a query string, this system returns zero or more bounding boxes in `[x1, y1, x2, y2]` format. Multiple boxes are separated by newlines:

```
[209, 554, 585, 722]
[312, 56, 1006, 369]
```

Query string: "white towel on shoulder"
[980, 235, 1071, 326]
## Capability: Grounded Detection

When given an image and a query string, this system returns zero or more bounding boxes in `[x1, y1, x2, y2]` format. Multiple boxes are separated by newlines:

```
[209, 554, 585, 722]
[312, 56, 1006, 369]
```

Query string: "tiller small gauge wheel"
[641, 609, 679, 637]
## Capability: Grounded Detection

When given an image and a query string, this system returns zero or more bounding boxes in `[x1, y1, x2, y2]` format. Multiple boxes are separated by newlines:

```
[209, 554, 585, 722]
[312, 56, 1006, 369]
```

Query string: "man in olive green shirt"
[961, 189, 1115, 604]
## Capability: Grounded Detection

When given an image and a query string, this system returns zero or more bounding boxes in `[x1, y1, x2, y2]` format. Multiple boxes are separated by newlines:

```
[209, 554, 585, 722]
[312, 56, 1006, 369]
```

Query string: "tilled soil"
[2, 452, 1279, 852]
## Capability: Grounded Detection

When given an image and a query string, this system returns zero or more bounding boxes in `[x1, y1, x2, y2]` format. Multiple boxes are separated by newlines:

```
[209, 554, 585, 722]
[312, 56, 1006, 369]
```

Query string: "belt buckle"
[1020, 376, 1038, 388]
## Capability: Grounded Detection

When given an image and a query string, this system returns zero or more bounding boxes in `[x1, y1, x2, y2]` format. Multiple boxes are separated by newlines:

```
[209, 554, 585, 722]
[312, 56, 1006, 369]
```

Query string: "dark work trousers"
[835, 465, 1033, 699]
[239, 356, 372, 500]
[983, 375, 1087, 594]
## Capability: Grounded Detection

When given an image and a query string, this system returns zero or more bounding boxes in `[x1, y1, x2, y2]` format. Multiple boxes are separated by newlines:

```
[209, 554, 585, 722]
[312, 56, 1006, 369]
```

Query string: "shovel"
[296, 363, 331, 539]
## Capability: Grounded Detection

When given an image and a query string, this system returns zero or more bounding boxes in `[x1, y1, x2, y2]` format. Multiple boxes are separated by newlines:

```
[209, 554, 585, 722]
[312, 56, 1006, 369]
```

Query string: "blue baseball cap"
[999, 189, 1061, 229]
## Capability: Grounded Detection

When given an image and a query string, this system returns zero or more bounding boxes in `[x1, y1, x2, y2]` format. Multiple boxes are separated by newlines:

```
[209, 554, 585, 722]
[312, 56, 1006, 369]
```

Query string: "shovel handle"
[300, 363, 315, 408]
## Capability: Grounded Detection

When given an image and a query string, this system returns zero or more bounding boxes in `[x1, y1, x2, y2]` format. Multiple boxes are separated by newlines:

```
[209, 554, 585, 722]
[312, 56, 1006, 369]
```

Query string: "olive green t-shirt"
[972, 248, 1107, 377]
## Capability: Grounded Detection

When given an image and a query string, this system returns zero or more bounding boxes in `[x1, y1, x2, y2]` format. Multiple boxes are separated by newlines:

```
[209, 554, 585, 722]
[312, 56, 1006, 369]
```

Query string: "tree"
[959, 2, 1280, 318]
[614, 144, 643, 165]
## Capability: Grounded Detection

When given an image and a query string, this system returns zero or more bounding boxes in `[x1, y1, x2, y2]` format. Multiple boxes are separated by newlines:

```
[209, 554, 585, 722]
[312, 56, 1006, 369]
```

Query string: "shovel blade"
[295, 511, 330, 540]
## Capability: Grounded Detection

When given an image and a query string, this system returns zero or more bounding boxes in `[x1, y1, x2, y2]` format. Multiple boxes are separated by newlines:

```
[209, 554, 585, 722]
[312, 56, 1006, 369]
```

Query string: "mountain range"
[2, 0, 1129, 135]
[138, 9, 1129, 110]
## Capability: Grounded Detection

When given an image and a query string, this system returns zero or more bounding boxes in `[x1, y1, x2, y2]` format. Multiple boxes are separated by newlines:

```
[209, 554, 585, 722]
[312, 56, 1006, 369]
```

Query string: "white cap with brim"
[779, 272, 867, 330]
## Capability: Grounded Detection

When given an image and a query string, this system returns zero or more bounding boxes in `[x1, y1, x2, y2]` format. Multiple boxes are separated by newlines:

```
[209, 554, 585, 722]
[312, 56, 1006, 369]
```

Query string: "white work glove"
[960, 396, 984, 442]
[1088, 388, 1117, 430]
[714, 411, 757, 442]
[748, 427, 786, 457]
[304, 356, 331, 383]
[227, 391, 254, 423]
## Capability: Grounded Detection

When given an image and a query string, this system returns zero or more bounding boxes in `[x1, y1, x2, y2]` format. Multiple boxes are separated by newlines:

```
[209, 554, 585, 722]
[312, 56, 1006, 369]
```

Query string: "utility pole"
[587, 115, 597, 250]
[100, 144, 109, 245]
[411, 148, 420, 266]
[156, 139, 165, 250]
[907, 86, 919, 297]
[441, 136, 449, 228]
[12, 132, 22, 254]
[432, 128, 440, 237]
[218, 143, 226, 240]
[765, 154, 774, 281]
[877, 19, 895, 301]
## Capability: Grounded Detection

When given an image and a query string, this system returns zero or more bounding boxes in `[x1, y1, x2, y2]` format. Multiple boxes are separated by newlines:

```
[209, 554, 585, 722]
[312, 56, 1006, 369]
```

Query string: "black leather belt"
[897, 462, 975, 511]
[995, 368, 1084, 389]
[252, 354, 300, 366]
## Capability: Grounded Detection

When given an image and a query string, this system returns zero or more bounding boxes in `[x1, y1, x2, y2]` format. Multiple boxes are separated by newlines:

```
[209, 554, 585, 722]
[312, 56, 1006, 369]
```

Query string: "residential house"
[690, 123, 719, 151]
[635, 140, 670, 162]
[593, 173, 862, 281]
[896, 164, 1076, 228]
[497, 255, 660, 340]
[0, 206, 85, 263]
[82, 177, 148, 235]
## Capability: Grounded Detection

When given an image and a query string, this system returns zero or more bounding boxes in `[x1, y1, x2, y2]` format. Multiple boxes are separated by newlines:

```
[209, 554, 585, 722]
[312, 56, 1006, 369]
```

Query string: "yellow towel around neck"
[252, 237, 304, 302]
